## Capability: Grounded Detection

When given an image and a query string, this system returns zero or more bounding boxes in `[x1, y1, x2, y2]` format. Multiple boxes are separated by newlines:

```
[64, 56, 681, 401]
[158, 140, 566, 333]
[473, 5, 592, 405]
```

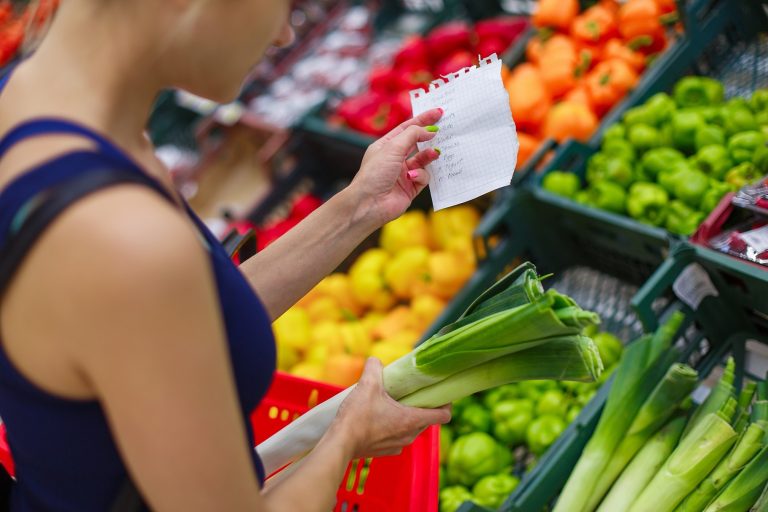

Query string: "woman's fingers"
[406, 148, 440, 171]
[381, 108, 443, 142]
[405, 168, 431, 190]
[392, 125, 438, 155]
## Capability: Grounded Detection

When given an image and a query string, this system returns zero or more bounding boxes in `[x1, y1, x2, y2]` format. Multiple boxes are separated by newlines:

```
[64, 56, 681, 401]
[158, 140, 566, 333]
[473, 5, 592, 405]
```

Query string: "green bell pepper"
[725, 97, 751, 111]
[591, 332, 623, 368]
[455, 403, 492, 435]
[526, 415, 567, 456]
[627, 182, 670, 226]
[574, 190, 592, 206]
[441, 425, 454, 463]
[447, 432, 512, 487]
[644, 92, 677, 125]
[603, 138, 637, 162]
[753, 143, 768, 173]
[482, 384, 518, 410]
[542, 170, 580, 199]
[516, 380, 556, 401]
[658, 161, 694, 195]
[700, 180, 732, 213]
[587, 181, 627, 214]
[602, 157, 634, 187]
[673, 76, 725, 108]
[577, 388, 597, 407]
[725, 162, 761, 189]
[472, 474, 520, 509]
[586, 152, 609, 184]
[566, 406, 582, 423]
[452, 396, 479, 420]
[537, 389, 568, 417]
[673, 168, 709, 208]
[671, 110, 705, 153]
[755, 109, 768, 127]
[694, 124, 726, 150]
[628, 124, 661, 154]
[749, 88, 768, 112]
[665, 200, 705, 236]
[603, 123, 626, 141]
[692, 144, 733, 179]
[491, 399, 534, 445]
[687, 105, 724, 126]
[623, 105, 658, 128]
[641, 147, 685, 179]
[440, 486, 473, 512]
[723, 106, 758, 137]
[727, 130, 766, 163]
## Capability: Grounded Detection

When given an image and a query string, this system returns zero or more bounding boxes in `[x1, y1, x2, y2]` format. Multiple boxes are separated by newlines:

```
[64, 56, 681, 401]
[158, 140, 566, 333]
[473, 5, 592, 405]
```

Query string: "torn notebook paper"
[410, 53, 519, 211]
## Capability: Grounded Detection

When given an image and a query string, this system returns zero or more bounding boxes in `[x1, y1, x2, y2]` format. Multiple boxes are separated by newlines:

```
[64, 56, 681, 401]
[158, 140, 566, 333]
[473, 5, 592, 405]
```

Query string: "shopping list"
[410, 53, 519, 211]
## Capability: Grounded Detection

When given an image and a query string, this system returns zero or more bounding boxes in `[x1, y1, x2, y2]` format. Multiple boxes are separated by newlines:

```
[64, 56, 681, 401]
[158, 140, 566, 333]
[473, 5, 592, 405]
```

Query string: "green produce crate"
[493, 242, 768, 512]
[525, 0, 768, 272]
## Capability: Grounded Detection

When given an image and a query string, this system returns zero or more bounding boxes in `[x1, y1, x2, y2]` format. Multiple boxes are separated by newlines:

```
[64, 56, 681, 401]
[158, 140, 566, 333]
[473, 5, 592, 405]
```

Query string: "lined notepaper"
[410, 54, 518, 211]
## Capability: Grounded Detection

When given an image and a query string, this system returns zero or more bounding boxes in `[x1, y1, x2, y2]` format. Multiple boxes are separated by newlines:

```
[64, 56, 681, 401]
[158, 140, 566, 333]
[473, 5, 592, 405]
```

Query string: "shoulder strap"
[0, 167, 167, 295]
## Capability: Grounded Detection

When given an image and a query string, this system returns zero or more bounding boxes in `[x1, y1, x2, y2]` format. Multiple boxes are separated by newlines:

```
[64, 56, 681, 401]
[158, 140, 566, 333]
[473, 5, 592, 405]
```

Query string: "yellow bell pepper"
[350, 249, 394, 312]
[370, 341, 411, 366]
[372, 306, 418, 340]
[425, 251, 475, 300]
[305, 343, 331, 366]
[380, 210, 431, 253]
[289, 362, 326, 381]
[306, 296, 343, 323]
[276, 342, 300, 372]
[324, 353, 365, 387]
[411, 294, 447, 331]
[315, 273, 363, 317]
[429, 205, 481, 250]
[339, 321, 372, 356]
[383, 246, 430, 299]
[310, 321, 345, 354]
[273, 307, 312, 352]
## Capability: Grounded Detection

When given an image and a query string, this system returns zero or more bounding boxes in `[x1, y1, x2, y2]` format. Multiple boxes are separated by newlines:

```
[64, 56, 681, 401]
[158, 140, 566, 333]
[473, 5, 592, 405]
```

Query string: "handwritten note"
[410, 54, 518, 211]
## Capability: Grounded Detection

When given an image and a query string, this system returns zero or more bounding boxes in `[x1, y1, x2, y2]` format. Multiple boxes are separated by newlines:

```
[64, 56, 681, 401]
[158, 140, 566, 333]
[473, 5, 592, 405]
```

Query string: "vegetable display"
[259, 262, 604, 478]
[543, 78, 768, 236]
[273, 205, 481, 386]
[504, 0, 678, 167]
[554, 344, 768, 512]
[332, 17, 528, 137]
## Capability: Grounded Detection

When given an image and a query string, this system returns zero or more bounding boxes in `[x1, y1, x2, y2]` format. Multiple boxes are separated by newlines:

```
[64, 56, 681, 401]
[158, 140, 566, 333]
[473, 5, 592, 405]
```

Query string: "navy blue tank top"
[0, 70, 277, 510]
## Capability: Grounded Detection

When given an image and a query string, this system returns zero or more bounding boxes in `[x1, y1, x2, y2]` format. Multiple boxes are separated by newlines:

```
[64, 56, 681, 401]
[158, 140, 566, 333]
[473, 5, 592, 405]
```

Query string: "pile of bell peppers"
[438, 328, 623, 512]
[332, 16, 528, 137]
[543, 77, 768, 237]
[0, 0, 59, 67]
[506, 0, 677, 168]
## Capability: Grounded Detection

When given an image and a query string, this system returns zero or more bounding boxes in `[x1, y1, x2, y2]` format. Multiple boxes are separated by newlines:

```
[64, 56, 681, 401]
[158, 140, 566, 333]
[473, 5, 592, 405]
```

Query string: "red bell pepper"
[368, 66, 398, 94]
[475, 17, 528, 47]
[425, 21, 474, 60]
[435, 50, 475, 77]
[394, 36, 430, 70]
[395, 67, 433, 91]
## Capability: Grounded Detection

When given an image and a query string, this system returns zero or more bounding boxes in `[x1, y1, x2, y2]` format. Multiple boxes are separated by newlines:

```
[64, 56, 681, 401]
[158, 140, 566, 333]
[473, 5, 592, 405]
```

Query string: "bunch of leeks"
[258, 262, 603, 476]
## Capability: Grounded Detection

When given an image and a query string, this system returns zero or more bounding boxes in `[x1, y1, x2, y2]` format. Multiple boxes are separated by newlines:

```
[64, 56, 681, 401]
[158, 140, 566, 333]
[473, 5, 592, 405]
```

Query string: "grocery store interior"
[1, 0, 768, 511]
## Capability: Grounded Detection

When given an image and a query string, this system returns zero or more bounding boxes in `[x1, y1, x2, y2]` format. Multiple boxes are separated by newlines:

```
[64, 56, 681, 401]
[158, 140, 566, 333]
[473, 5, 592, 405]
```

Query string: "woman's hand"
[333, 358, 451, 458]
[347, 108, 444, 228]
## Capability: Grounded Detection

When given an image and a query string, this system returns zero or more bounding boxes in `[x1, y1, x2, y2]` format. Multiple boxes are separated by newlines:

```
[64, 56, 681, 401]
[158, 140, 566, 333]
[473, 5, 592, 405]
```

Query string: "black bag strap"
[0, 167, 169, 512]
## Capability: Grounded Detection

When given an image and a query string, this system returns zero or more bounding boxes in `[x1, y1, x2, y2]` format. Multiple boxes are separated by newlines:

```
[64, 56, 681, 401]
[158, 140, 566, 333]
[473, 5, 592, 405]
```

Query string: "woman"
[0, 0, 450, 510]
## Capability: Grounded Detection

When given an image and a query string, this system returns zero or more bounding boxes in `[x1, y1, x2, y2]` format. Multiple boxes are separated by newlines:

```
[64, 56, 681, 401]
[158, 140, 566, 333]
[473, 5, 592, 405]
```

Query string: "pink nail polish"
[407, 170, 418, 180]
[438, 107, 444, 115]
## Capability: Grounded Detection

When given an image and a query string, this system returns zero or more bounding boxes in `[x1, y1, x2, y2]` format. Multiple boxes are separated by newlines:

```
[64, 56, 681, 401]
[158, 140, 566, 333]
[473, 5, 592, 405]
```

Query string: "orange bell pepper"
[507, 63, 552, 133]
[602, 38, 646, 72]
[532, 0, 579, 31]
[576, 44, 600, 76]
[571, 4, 618, 44]
[543, 101, 598, 142]
[585, 58, 639, 116]
[564, 83, 593, 110]
[516, 133, 541, 168]
[539, 35, 578, 98]
[619, 0, 662, 41]
[654, 0, 677, 15]
[526, 36, 543, 65]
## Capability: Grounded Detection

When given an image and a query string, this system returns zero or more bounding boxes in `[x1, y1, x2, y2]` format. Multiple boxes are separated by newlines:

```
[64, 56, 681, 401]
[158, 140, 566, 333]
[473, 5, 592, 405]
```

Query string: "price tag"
[740, 225, 768, 254]
[672, 263, 718, 310]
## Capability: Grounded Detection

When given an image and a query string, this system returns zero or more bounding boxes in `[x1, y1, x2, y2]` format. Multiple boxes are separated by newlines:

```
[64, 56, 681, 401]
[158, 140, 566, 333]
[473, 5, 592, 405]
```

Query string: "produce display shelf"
[475, 241, 768, 512]
[524, 0, 768, 272]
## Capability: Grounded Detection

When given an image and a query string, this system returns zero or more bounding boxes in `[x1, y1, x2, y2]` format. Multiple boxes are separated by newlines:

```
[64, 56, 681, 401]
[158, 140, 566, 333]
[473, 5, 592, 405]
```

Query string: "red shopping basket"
[0, 371, 439, 512]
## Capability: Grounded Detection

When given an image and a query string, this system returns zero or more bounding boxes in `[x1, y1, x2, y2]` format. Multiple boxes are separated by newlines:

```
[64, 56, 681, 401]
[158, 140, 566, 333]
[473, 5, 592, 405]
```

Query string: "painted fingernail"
[438, 107, 444, 115]
[434, 148, 441, 156]
[425, 125, 439, 132]
[407, 170, 418, 180]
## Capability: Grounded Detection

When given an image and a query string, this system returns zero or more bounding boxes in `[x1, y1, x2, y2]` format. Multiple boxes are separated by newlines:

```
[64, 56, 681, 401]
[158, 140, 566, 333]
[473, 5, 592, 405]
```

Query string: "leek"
[584, 364, 699, 511]
[629, 406, 739, 512]
[399, 335, 603, 406]
[597, 416, 687, 512]
[553, 312, 685, 512]
[684, 358, 736, 437]
[677, 422, 766, 511]
[257, 263, 602, 476]
[752, 482, 768, 511]
[703, 444, 768, 512]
